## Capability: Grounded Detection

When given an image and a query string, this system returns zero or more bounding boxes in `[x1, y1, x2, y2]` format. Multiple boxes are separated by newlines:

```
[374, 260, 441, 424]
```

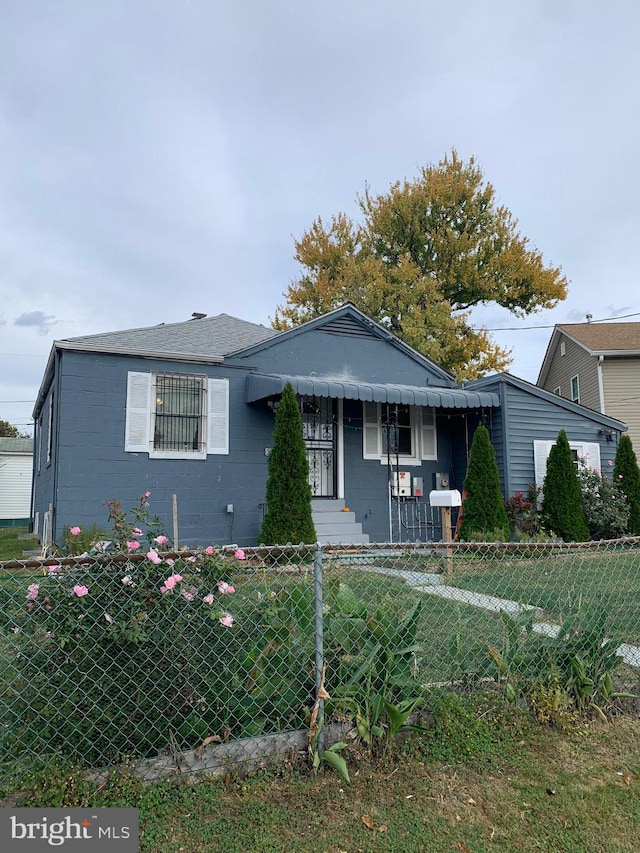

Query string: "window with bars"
[153, 374, 205, 452]
[125, 371, 229, 458]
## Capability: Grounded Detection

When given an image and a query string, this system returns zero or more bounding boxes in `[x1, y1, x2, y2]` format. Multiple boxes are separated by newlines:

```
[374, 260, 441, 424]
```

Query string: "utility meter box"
[391, 471, 412, 497]
[434, 472, 450, 490]
[428, 489, 462, 507]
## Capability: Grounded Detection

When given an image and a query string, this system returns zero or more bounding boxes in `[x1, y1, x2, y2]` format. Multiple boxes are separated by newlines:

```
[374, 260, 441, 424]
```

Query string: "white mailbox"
[428, 489, 462, 507]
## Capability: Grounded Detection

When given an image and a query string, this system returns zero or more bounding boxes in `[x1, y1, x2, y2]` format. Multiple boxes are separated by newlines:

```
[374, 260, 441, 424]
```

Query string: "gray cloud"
[14, 311, 57, 334]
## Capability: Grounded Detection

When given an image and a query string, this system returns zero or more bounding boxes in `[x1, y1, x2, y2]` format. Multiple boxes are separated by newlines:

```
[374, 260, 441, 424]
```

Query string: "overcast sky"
[2, 1, 639, 434]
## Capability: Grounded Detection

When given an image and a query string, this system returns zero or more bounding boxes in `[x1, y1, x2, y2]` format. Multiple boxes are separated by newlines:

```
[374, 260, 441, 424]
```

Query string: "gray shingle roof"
[60, 313, 279, 358]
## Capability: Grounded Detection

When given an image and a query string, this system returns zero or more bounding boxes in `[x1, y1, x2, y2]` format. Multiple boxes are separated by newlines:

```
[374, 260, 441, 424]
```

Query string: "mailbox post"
[429, 489, 462, 575]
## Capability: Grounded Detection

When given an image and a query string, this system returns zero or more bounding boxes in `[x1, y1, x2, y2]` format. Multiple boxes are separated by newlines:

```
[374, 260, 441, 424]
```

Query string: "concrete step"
[315, 533, 371, 545]
[311, 500, 369, 545]
[311, 499, 346, 513]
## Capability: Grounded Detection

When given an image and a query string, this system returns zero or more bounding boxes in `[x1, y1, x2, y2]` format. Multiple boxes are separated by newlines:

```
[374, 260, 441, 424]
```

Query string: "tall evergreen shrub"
[541, 429, 589, 542]
[614, 434, 640, 534]
[259, 383, 316, 545]
[458, 424, 509, 541]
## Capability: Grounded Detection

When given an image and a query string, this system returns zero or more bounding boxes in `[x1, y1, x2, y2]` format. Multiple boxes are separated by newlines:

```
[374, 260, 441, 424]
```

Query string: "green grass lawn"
[0, 527, 30, 562]
[5, 695, 640, 853]
[447, 547, 640, 643]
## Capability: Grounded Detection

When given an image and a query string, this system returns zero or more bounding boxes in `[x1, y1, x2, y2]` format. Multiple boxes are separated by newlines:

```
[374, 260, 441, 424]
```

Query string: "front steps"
[311, 499, 370, 545]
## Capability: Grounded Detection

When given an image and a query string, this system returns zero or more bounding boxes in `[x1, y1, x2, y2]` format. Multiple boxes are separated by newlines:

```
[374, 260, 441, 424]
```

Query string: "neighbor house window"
[125, 371, 229, 459]
[363, 402, 437, 465]
[570, 375, 580, 403]
[560, 341, 566, 356]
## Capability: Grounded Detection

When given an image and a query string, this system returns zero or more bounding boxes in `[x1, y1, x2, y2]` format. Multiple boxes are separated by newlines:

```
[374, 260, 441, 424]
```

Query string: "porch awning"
[245, 373, 500, 409]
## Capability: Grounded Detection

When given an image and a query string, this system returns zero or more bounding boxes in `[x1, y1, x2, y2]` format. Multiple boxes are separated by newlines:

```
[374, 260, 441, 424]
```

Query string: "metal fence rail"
[2, 538, 640, 781]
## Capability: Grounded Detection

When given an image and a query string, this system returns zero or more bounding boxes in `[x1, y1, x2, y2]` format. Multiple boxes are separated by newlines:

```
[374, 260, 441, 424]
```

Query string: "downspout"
[51, 348, 63, 545]
[597, 355, 606, 413]
[499, 381, 510, 497]
[29, 419, 37, 533]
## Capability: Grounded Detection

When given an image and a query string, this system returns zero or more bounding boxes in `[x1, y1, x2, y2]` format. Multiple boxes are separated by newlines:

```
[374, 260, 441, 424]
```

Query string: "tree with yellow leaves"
[273, 151, 567, 380]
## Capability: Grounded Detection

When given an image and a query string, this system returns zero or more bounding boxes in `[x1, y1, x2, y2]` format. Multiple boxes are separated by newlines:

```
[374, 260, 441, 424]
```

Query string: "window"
[570, 375, 580, 403]
[553, 387, 561, 396]
[363, 402, 437, 465]
[154, 374, 204, 452]
[533, 439, 601, 495]
[125, 372, 229, 459]
[560, 341, 566, 356]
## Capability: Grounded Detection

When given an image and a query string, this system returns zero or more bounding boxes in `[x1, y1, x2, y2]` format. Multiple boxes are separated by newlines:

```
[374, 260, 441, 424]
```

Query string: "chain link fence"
[2, 538, 640, 783]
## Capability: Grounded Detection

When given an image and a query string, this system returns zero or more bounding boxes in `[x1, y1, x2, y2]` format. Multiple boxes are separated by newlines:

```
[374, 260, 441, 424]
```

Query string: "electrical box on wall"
[413, 476, 423, 497]
[391, 471, 412, 497]
[434, 472, 450, 490]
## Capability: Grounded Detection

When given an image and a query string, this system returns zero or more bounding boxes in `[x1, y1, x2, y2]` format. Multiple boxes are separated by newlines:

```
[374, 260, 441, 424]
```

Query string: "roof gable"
[468, 372, 627, 431]
[537, 322, 640, 386]
[229, 303, 455, 384]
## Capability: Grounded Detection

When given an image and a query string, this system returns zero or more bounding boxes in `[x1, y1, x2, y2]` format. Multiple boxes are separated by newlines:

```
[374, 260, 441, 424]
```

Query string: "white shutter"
[363, 402, 380, 459]
[125, 372, 151, 452]
[207, 378, 229, 455]
[583, 442, 601, 472]
[533, 440, 555, 488]
[421, 407, 437, 460]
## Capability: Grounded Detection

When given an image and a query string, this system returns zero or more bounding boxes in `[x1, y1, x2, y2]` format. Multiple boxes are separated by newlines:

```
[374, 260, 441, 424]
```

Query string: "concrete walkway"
[357, 563, 640, 670]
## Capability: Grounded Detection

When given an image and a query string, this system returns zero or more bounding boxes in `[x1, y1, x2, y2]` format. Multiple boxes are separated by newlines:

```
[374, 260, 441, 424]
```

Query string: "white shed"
[0, 437, 33, 526]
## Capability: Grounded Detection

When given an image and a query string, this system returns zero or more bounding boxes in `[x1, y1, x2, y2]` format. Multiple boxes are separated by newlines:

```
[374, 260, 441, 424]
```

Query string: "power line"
[472, 310, 640, 332]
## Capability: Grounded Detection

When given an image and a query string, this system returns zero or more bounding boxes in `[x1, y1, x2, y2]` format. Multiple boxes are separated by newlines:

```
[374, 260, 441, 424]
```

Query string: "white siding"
[0, 454, 32, 520]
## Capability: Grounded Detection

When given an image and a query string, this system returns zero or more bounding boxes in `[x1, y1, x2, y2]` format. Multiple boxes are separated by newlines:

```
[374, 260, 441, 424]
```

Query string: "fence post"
[313, 543, 325, 754]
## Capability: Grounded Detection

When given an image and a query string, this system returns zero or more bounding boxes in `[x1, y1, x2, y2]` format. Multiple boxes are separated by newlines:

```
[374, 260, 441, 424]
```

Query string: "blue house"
[31, 304, 626, 547]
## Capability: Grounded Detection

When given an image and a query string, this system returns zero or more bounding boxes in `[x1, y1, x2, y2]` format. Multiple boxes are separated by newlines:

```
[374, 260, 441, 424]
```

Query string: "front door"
[301, 396, 337, 497]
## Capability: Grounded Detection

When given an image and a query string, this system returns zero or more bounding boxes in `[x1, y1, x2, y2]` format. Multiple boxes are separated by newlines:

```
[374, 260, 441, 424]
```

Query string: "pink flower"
[132, 528, 143, 537]
[127, 540, 141, 551]
[72, 585, 89, 598]
[69, 526, 81, 536]
[26, 583, 40, 601]
[219, 612, 234, 627]
[144, 491, 151, 498]
[187, 556, 197, 563]
[608, 459, 614, 467]
[205, 545, 214, 556]
[203, 593, 214, 604]
[146, 549, 162, 564]
[104, 613, 113, 624]
[154, 535, 169, 545]
[217, 581, 235, 595]
[161, 572, 183, 592]
[165, 558, 175, 566]
[234, 549, 246, 560]
[181, 588, 197, 601]
[47, 564, 62, 575]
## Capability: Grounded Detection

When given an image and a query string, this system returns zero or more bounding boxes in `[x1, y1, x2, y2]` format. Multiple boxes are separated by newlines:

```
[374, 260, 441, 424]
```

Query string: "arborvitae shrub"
[259, 382, 316, 545]
[541, 429, 589, 542]
[458, 424, 509, 541]
[614, 433, 640, 534]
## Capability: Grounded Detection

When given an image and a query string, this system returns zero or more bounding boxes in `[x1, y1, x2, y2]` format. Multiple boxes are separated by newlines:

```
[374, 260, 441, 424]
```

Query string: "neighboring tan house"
[31, 304, 625, 548]
[0, 437, 34, 527]
[537, 322, 640, 456]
